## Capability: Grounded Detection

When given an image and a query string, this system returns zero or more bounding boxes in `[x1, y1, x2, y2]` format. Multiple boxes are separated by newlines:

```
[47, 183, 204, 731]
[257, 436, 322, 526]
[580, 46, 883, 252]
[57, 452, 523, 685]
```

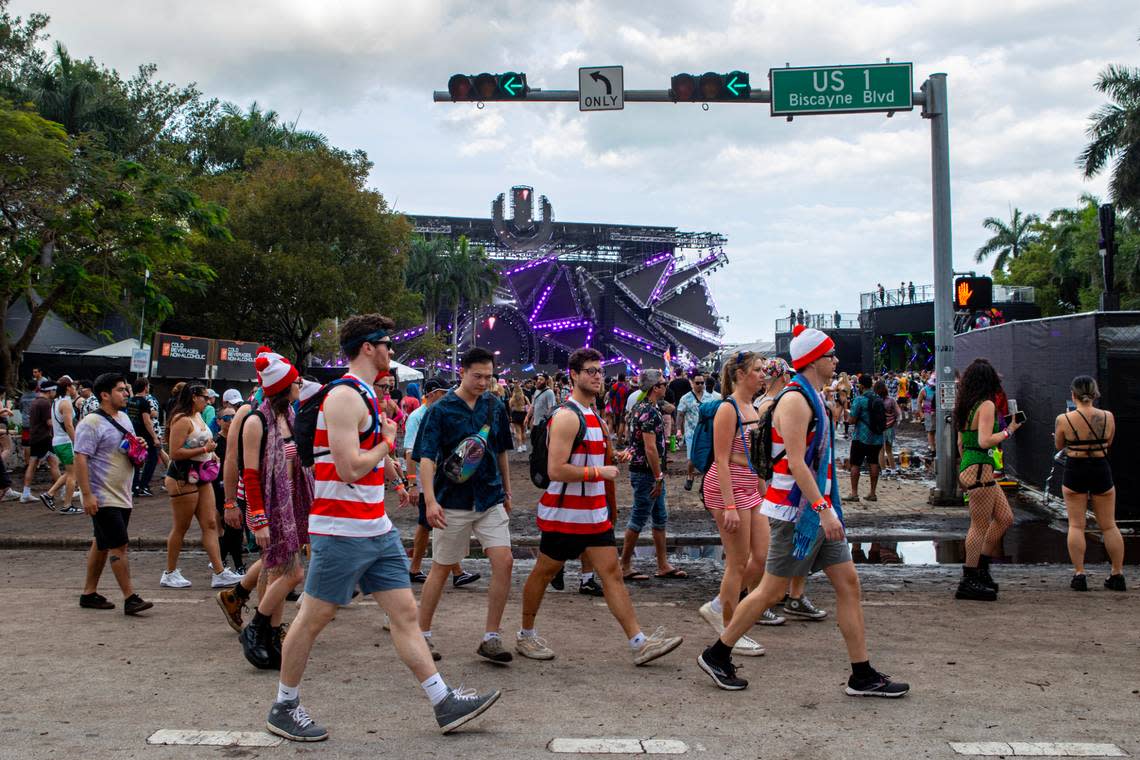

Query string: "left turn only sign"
[579, 66, 624, 111]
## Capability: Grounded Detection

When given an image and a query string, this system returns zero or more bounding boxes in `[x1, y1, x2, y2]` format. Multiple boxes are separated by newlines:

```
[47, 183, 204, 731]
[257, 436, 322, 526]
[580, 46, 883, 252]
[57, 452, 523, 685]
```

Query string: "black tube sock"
[707, 638, 733, 662]
[251, 610, 270, 628]
[851, 660, 874, 680]
[233, 582, 251, 601]
[978, 554, 991, 570]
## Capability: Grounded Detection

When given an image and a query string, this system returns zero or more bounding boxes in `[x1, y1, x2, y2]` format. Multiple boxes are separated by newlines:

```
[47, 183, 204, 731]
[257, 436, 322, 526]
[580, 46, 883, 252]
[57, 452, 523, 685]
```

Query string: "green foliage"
[974, 207, 1040, 275]
[1078, 38, 1140, 211]
[170, 148, 412, 367]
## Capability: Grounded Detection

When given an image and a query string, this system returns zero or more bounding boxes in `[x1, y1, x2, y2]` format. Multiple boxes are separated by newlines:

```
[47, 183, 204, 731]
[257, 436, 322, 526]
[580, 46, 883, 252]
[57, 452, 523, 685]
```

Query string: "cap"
[423, 378, 448, 394]
[37, 379, 57, 392]
[222, 389, 243, 406]
[205, 388, 218, 398]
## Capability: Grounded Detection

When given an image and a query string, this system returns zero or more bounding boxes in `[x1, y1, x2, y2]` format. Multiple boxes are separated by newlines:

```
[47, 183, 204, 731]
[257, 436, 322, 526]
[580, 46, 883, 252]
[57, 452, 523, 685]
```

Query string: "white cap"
[222, 389, 243, 406]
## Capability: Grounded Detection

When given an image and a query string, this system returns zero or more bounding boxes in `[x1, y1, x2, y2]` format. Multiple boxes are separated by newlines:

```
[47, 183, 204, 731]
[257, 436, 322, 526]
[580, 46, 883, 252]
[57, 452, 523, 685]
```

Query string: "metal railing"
[776, 313, 860, 333]
[860, 283, 1035, 310]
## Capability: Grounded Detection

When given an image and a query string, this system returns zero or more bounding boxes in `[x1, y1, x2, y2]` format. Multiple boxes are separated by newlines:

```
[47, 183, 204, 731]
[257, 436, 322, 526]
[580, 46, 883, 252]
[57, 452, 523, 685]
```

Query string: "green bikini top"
[959, 401, 999, 472]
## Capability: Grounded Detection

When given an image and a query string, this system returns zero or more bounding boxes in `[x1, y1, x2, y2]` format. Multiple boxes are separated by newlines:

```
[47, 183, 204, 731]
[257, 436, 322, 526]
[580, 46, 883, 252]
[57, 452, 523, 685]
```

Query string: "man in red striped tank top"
[266, 315, 501, 742]
[697, 326, 909, 699]
[515, 348, 683, 666]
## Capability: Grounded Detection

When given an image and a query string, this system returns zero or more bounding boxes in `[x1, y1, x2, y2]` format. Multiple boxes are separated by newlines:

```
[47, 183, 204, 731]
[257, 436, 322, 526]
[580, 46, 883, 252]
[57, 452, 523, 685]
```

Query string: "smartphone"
[1007, 410, 1027, 425]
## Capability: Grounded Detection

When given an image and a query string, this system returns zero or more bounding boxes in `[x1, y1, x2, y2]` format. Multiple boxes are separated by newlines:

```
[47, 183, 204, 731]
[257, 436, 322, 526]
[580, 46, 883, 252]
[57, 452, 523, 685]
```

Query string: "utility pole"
[137, 268, 150, 350]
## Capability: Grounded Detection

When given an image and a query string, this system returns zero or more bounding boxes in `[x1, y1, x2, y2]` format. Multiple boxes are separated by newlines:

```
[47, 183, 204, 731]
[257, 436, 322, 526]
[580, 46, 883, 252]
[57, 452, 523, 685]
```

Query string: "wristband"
[724, 503, 737, 510]
[810, 498, 831, 513]
[1003, 429, 1011, 440]
[406, 473, 417, 481]
[223, 501, 237, 511]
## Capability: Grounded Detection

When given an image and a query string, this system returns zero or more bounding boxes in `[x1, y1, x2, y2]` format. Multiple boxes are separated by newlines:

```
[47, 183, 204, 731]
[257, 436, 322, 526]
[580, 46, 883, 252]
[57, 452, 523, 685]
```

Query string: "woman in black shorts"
[1054, 375, 1125, 592]
[509, 385, 529, 451]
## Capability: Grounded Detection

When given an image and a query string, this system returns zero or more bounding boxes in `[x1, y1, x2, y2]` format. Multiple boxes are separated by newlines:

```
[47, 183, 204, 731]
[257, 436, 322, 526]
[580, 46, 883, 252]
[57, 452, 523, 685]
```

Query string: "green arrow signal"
[502, 75, 522, 96]
[727, 74, 746, 97]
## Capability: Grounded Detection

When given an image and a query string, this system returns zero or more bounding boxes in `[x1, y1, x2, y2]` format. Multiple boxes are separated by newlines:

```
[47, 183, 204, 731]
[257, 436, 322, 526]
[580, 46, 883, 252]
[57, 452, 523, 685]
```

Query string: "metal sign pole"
[923, 73, 957, 503]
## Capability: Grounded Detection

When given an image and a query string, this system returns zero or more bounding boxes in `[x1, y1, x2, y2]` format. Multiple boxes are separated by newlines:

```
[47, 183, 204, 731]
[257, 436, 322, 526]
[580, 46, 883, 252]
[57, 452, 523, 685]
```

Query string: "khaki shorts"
[432, 504, 511, 565]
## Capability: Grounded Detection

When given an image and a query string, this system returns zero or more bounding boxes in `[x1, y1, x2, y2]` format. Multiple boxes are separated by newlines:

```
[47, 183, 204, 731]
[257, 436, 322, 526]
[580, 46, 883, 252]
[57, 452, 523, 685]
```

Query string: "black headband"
[341, 329, 390, 353]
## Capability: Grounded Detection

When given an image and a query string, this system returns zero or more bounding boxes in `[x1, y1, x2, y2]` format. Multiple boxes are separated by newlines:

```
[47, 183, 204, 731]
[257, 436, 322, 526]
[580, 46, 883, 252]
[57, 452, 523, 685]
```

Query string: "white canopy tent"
[82, 338, 150, 357]
[388, 358, 423, 383]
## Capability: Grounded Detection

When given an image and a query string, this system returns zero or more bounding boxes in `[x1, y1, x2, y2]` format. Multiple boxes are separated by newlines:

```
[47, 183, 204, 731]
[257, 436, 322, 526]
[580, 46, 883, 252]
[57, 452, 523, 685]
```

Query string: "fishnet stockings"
[959, 464, 1013, 567]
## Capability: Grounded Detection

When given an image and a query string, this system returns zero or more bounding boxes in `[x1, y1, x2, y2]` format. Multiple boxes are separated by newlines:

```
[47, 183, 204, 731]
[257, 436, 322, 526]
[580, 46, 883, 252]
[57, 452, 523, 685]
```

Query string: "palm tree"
[975, 207, 1040, 274]
[465, 247, 499, 348]
[201, 101, 328, 172]
[1078, 47, 1140, 209]
[404, 236, 450, 338]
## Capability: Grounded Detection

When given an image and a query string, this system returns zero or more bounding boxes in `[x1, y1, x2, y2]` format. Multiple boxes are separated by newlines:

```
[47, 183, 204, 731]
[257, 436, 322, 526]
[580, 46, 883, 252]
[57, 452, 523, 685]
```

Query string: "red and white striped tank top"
[701, 429, 763, 511]
[760, 382, 833, 522]
[536, 399, 611, 535]
[309, 374, 390, 537]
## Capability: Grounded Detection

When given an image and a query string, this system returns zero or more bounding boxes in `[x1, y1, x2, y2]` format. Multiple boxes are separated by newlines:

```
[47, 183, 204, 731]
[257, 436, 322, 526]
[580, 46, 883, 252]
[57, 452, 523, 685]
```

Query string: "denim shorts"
[628, 470, 667, 532]
[305, 530, 410, 605]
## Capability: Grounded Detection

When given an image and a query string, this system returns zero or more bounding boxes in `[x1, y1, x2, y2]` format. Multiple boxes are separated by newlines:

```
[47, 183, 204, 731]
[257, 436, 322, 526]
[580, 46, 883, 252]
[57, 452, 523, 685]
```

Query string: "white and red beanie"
[254, 346, 299, 396]
[789, 325, 836, 371]
[298, 379, 322, 404]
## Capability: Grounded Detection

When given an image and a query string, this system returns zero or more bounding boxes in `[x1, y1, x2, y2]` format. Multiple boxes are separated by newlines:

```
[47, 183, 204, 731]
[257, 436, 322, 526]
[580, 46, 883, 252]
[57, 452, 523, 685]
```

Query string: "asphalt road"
[2, 548, 1137, 759]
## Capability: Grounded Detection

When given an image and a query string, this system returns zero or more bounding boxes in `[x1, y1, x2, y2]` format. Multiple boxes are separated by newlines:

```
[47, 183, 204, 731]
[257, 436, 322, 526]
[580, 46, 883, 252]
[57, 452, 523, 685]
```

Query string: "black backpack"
[752, 387, 816, 480]
[529, 403, 587, 489]
[868, 395, 887, 435]
[294, 378, 379, 468]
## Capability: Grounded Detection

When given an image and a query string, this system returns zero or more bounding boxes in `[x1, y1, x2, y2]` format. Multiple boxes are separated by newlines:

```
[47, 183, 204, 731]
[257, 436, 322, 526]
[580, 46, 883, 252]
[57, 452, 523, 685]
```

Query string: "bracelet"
[724, 504, 737, 510]
[406, 473, 417, 481]
[810, 498, 831, 513]
[1003, 429, 1011, 440]
[223, 501, 237, 511]
[380, 435, 395, 453]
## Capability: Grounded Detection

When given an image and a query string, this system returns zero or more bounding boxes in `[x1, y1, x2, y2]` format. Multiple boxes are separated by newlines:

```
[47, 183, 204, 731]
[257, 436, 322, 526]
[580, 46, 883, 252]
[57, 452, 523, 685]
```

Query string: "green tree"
[172, 148, 413, 367]
[0, 99, 225, 389]
[1078, 40, 1140, 210]
[974, 207, 1040, 274]
[405, 236, 450, 338]
[0, 0, 49, 89]
[193, 101, 329, 174]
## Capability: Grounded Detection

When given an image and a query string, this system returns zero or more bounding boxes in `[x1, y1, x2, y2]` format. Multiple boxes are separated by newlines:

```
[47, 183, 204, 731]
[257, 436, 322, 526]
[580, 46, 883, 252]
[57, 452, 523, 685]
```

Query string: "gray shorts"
[923, 413, 936, 432]
[765, 517, 852, 578]
[305, 530, 411, 605]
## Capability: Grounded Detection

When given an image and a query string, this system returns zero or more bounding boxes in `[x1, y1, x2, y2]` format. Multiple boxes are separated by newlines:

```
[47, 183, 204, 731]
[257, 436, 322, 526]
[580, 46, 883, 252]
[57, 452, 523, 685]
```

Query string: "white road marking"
[548, 737, 688, 754]
[146, 729, 281, 747]
[149, 598, 207, 604]
[592, 601, 680, 608]
[949, 742, 1126, 757]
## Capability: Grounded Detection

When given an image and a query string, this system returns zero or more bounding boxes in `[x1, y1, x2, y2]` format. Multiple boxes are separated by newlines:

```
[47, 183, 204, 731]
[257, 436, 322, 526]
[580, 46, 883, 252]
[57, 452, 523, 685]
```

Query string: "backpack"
[752, 387, 816, 480]
[529, 402, 587, 489]
[294, 377, 379, 468]
[867, 394, 887, 435]
[688, 397, 753, 475]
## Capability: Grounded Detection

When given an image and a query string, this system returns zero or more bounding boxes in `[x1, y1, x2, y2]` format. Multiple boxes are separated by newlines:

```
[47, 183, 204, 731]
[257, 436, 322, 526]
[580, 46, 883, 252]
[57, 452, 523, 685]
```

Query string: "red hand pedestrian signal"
[957, 281, 973, 306]
[953, 276, 992, 310]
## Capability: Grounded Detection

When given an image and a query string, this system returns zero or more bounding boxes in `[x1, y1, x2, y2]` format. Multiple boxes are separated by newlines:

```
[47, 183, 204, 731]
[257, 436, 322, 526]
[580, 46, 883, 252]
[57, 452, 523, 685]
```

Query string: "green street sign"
[769, 63, 913, 116]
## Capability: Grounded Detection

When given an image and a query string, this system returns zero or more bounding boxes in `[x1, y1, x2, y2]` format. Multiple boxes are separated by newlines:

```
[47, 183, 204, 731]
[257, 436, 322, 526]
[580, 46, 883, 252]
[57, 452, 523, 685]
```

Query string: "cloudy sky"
[15, 0, 1139, 341]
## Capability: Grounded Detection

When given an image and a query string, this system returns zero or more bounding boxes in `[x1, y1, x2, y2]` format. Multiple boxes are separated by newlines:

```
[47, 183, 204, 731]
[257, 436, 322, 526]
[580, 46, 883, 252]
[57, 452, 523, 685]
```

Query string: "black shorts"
[92, 507, 131, 550]
[539, 529, 616, 563]
[510, 410, 526, 425]
[30, 438, 52, 459]
[1063, 457, 1114, 495]
[416, 492, 430, 529]
[849, 440, 882, 468]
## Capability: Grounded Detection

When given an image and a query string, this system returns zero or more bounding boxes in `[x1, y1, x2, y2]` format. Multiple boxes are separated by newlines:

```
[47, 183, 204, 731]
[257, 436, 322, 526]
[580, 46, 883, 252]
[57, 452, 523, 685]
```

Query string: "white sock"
[709, 596, 723, 614]
[421, 674, 449, 706]
[483, 631, 500, 642]
[422, 630, 432, 639]
[580, 572, 594, 583]
[22, 487, 30, 497]
[629, 631, 646, 649]
[519, 628, 537, 639]
[276, 682, 299, 704]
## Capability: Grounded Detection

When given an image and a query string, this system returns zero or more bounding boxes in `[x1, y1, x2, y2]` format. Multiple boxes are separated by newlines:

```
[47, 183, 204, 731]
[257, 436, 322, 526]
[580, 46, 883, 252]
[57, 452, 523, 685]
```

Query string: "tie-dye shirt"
[74, 410, 135, 510]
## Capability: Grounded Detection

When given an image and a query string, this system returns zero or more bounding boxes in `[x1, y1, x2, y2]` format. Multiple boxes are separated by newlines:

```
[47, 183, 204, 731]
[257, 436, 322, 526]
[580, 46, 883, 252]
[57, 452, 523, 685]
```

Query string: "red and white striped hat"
[254, 346, 299, 396]
[789, 325, 836, 370]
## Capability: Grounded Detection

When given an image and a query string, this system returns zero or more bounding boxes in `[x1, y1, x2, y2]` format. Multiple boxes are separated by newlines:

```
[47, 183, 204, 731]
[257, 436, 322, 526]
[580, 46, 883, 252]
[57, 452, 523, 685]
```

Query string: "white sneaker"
[2, 488, 21, 502]
[732, 635, 766, 657]
[73, 489, 82, 500]
[700, 601, 764, 655]
[160, 569, 192, 588]
[19, 493, 36, 504]
[699, 601, 724, 633]
[211, 568, 243, 588]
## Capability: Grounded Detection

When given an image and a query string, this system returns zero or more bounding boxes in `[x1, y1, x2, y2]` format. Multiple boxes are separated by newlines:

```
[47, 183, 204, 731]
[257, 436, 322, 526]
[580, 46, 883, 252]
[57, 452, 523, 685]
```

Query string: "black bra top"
[1063, 410, 1110, 454]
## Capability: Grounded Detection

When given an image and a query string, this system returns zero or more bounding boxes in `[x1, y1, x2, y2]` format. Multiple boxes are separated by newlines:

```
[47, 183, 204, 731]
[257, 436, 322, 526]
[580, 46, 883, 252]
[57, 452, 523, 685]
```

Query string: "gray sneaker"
[476, 636, 513, 663]
[756, 608, 786, 626]
[266, 699, 328, 742]
[783, 594, 828, 620]
[433, 686, 501, 733]
[632, 627, 683, 666]
[515, 634, 556, 661]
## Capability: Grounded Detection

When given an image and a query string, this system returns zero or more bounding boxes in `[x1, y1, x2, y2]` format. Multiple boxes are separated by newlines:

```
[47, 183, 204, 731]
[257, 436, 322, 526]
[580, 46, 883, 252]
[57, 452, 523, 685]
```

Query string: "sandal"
[623, 571, 650, 581]
[655, 568, 688, 579]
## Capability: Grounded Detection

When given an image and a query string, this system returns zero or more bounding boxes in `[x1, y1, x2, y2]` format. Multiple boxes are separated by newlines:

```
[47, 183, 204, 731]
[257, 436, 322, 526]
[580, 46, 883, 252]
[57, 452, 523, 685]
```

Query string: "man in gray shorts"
[697, 325, 910, 699]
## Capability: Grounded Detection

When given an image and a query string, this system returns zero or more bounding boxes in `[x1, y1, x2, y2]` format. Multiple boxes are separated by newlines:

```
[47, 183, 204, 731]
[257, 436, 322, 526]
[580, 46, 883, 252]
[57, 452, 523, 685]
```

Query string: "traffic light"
[446, 72, 529, 101]
[670, 71, 751, 101]
[953, 276, 993, 310]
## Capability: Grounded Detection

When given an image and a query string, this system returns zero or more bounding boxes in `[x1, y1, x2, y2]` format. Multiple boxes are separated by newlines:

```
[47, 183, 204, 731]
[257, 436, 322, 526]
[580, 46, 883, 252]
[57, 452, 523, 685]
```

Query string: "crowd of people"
[0, 316, 1127, 743]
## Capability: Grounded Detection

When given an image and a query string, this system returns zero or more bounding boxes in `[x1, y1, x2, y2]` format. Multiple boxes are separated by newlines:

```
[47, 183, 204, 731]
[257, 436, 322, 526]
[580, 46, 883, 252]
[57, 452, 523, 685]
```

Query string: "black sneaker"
[697, 650, 748, 690]
[578, 577, 604, 597]
[123, 594, 153, 616]
[955, 575, 997, 601]
[137, 488, 154, 498]
[1104, 574, 1127, 592]
[39, 492, 56, 511]
[452, 571, 481, 588]
[846, 670, 910, 698]
[683, 478, 694, 491]
[1071, 574, 1089, 592]
[410, 571, 428, 583]
[266, 698, 328, 742]
[79, 592, 115, 610]
[241, 618, 275, 669]
[550, 567, 565, 591]
[285, 590, 301, 602]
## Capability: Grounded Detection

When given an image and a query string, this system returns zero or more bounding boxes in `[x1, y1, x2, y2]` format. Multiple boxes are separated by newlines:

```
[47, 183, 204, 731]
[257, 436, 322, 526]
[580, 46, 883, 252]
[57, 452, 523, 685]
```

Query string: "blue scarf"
[787, 373, 845, 559]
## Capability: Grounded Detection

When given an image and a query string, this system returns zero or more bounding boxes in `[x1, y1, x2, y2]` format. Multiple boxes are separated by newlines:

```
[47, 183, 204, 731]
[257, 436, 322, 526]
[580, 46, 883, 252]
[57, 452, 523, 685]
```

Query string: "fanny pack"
[97, 410, 149, 467]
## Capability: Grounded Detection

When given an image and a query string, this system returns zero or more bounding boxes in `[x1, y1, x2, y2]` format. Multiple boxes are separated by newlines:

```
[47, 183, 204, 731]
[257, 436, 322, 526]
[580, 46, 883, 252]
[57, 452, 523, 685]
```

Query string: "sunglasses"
[221, 414, 235, 421]
[579, 367, 603, 376]
[654, 382, 667, 388]
[693, 381, 705, 386]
